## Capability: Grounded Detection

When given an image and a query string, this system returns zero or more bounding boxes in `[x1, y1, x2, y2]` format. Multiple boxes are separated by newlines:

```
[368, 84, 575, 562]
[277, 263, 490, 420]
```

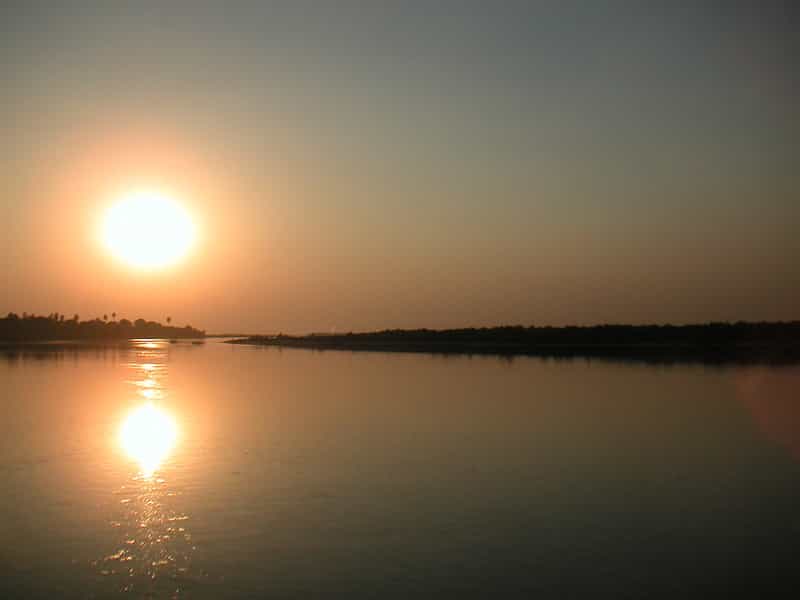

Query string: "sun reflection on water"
[139, 388, 163, 400]
[119, 402, 178, 478]
[92, 339, 202, 594]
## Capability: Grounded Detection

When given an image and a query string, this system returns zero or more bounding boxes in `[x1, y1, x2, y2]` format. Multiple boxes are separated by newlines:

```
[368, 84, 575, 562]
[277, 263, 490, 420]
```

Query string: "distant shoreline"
[0, 313, 205, 342]
[226, 323, 800, 364]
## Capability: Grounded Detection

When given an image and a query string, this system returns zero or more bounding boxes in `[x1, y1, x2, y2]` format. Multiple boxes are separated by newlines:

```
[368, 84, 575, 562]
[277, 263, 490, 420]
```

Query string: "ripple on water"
[94, 476, 201, 595]
[87, 339, 208, 597]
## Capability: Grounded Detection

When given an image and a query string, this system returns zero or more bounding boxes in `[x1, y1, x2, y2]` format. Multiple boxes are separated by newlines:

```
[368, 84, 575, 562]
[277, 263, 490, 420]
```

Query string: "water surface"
[1, 341, 798, 597]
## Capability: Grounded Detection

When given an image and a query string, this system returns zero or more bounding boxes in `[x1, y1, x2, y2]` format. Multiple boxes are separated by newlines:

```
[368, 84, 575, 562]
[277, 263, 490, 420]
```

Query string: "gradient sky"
[2, 1, 798, 333]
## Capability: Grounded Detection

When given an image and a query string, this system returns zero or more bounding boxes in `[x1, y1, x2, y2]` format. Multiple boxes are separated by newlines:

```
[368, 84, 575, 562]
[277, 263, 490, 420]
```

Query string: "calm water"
[1, 340, 798, 598]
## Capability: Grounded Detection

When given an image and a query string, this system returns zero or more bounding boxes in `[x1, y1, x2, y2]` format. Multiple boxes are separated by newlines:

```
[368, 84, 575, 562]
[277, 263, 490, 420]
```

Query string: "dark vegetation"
[228, 322, 800, 363]
[0, 312, 204, 342]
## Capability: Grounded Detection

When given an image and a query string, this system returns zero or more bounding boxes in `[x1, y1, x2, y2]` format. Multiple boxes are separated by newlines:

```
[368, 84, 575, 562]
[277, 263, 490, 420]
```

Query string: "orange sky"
[2, 3, 798, 333]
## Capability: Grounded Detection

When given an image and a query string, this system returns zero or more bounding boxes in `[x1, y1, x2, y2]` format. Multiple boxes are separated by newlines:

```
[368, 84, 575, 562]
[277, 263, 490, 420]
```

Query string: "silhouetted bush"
[0, 312, 205, 341]
[230, 321, 800, 363]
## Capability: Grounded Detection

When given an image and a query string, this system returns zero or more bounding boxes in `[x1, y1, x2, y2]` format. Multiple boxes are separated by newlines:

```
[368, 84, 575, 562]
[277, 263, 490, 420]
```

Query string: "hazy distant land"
[227, 323, 800, 364]
[4, 313, 800, 363]
[0, 312, 204, 342]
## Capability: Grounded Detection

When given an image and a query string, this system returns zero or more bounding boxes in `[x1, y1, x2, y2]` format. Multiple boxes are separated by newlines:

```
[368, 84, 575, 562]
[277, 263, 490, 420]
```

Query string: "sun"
[102, 189, 196, 269]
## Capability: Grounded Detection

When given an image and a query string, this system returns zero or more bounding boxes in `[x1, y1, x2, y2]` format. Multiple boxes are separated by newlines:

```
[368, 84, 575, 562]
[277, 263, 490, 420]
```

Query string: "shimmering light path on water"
[1, 341, 799, 597]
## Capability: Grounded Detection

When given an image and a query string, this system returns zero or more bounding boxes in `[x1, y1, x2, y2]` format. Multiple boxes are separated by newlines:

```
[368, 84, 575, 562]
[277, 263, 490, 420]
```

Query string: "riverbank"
[0, 313, 205, 342]
[226, 323, 800, 364]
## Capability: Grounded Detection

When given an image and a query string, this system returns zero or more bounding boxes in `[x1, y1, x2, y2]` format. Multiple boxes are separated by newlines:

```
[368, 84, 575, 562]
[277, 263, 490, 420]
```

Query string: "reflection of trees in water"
[736, 367, 800, 461]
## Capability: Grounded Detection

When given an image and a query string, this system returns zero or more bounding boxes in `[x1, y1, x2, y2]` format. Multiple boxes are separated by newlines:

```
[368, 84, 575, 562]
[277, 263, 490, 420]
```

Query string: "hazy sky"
[2, 1, 798, 333]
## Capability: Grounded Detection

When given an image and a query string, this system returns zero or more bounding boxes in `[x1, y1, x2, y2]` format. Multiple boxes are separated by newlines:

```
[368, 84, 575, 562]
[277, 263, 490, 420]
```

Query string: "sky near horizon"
[2, 1, 798, 333]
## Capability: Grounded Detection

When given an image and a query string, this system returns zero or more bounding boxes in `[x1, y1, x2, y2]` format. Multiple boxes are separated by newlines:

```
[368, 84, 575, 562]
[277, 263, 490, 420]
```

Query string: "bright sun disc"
[102, 189, 196, 269]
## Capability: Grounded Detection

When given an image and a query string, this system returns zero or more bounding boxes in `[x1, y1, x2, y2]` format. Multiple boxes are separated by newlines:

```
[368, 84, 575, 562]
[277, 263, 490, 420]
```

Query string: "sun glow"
[119, 402, 178, 477]
[102, 189, 196, 269]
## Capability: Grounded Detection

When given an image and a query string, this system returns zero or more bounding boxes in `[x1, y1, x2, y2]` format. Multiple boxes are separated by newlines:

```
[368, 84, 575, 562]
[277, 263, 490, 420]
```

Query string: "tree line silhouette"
[0, 312, 204, 342]
[230, 322, 800, 362]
